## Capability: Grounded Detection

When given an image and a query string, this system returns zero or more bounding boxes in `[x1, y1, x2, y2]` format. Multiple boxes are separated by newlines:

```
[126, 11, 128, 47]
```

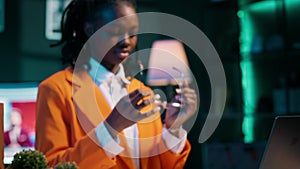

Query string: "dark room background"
[1, 0, 300, 169]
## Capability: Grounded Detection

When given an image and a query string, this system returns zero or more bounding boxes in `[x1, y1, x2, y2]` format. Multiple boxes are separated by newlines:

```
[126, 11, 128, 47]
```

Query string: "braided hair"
[51, 0, 137, 68]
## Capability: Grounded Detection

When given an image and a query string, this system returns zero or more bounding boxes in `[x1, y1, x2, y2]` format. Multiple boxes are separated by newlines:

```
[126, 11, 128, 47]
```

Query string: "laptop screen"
[259, 116, 300, 169]
[0, 83, 38, 164]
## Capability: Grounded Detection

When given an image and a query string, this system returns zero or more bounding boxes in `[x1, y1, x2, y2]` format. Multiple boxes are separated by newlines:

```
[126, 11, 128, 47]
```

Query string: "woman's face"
[87, 3, 138, 72]
[10, 110, 22, 126]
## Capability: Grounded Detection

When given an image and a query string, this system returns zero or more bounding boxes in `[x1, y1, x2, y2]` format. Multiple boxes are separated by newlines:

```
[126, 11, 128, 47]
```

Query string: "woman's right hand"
[104, 89, 161, 138]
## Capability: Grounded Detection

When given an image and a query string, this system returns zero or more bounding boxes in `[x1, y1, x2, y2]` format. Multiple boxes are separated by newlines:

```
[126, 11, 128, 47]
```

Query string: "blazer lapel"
[66, 68, 111, 131]
[67, 68, 136, 168]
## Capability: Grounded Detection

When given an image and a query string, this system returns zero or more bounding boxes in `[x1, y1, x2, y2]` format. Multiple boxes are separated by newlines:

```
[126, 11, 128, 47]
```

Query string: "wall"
[0, 0, 64, 83]
[0, 0, 243, 169]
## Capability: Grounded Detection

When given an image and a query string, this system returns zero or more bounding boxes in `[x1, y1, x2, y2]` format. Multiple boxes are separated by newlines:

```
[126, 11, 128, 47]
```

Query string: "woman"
[35, 0, 197, 168]
[4, 108, 33, 148]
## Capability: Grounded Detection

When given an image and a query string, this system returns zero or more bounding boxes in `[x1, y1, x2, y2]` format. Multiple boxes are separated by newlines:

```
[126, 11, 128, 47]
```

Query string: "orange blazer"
[35, 67, 191, 169]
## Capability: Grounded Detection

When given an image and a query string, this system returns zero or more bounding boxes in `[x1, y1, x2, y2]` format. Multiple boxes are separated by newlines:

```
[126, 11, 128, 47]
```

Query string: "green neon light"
[238, 9, 253, 58]
[242, 114, 255, 143]
[285, 0, 300, 11]
[240, 60, 256, 143]
[238, 8, 256, 143]
[240, 61, 256, 113]
[247, 1, 277, 13]
[237, 10, 244, 18]
[239, 8, 256, 111]
[239, 0, 300, 144]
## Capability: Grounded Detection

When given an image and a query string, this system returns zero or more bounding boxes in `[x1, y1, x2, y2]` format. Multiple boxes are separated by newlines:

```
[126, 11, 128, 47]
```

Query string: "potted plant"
[54, 162, 78, 169]
[8, 149, 48, 169]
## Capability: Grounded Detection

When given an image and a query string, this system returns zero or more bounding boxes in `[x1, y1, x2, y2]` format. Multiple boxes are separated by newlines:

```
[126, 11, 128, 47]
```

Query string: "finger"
[183, 97, 196, 105]
[136, 94, 161, 110]
[177, 87, 195, 94]
[129, 89, 151, 98]
[131, 89, 151, 105]
[175, 94, 184, 103]
[173, 92, 196, 104]
[129, 89, 141, 98]
[182, 92, 197, 101]
[175, 88, 182, 94]
[176, 89, 196, 100]
[136, 99, 150, 110]
[141, 107, 161, 118]
[181, 80, 190, 88]
[175, 87, 192, 95]
[151, 94, 162, 105]
[180, 99, 197, 112]
[175, 92, 192, 100]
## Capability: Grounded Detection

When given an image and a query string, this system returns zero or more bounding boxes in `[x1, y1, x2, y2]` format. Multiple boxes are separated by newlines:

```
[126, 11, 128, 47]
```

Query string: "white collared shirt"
[88, 57, 187, 169]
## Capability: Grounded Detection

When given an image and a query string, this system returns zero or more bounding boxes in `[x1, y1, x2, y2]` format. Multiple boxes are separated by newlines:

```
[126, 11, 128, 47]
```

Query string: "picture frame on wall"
[45, 0, 72, 40]
[0, 0, 4, 33]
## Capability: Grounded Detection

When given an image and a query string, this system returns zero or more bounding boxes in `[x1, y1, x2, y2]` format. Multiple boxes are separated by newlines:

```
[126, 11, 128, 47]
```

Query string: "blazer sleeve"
[159, 140, 191, 169]
[35, 82, 118, 169]
[136, 79, 192, 169]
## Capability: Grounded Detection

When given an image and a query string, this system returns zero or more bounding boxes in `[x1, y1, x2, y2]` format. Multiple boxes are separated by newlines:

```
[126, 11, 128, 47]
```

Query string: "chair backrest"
[0, 102, 4, 169]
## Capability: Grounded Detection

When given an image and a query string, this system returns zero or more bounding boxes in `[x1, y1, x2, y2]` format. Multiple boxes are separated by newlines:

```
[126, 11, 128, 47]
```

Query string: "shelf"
[199, 112, 277, 143]
[240, 49, 300, 62]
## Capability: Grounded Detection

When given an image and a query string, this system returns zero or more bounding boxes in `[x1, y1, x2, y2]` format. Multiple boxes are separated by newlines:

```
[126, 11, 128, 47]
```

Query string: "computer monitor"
[0, 82, 38, 165]
[0, 102, 4, 169]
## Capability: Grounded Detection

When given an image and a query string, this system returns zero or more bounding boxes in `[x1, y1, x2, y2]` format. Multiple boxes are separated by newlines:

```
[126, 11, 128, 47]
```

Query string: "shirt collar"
[88, 57, 130, 86]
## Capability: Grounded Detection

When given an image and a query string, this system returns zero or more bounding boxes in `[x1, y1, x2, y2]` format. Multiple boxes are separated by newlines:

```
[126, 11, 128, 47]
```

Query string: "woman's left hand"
[164, 82, 198, 130]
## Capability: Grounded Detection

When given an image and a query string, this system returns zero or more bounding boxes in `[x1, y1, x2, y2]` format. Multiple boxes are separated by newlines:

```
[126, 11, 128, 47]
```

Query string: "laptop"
[259, 115, 300, 169]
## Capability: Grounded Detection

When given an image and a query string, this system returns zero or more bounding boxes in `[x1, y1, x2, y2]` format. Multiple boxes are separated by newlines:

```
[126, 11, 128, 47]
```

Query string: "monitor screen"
[0, 83, 38, 164]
